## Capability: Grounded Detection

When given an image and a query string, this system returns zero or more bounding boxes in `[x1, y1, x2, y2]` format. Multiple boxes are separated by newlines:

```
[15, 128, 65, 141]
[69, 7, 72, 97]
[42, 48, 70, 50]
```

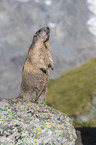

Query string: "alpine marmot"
[20, 27, 54, 104]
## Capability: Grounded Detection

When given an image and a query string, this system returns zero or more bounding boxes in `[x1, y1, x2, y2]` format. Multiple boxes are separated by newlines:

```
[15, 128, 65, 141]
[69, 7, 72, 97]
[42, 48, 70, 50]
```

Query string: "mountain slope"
[46, 57, 96, 116]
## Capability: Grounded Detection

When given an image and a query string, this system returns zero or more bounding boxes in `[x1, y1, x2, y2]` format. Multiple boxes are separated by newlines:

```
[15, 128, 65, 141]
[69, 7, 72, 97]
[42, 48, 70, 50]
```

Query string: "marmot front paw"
[40, 65, 47, 73]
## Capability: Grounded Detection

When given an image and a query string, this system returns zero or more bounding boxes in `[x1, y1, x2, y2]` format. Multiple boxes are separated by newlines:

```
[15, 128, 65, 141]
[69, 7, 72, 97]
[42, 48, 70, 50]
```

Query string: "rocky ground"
[76, 128, 96, 145]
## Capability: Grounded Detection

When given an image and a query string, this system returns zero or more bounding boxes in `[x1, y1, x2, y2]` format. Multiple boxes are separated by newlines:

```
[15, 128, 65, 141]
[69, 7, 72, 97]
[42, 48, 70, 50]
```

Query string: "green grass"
[73, 121, 96, 128]
[46, 57, 96, 117]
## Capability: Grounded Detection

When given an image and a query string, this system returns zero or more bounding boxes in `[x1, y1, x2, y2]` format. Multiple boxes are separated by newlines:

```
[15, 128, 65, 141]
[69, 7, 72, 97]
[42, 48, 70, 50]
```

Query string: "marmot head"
[33, 27, 50, 44]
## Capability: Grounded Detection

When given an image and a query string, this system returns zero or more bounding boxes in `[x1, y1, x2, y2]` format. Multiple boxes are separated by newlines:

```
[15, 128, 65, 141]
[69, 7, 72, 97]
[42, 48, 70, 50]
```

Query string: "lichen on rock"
[0, 97, 77, 144]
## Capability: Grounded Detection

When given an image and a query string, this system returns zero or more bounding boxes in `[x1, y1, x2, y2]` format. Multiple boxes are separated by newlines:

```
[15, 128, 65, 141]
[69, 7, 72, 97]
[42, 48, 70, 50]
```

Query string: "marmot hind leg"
[20, 91, 37, 102]
[36, 87, 47, 104]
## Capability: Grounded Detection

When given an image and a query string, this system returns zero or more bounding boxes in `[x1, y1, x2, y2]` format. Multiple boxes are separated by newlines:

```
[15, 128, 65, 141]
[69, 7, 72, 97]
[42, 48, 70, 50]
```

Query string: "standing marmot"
[20, 27, 54, 104]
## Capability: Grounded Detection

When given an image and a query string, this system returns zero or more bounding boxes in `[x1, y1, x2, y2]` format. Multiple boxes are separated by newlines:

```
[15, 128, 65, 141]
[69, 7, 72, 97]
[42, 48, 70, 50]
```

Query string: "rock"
[76, 96, 96, 123]
[75, 130, 83, 145]
[0, 97, 77, 144]
[76, 127, 96, 145]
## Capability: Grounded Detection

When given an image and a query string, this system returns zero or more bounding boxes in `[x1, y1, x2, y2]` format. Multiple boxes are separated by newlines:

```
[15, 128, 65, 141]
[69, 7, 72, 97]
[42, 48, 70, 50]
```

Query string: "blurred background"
[1, 1, 96, 143]
[0, 0, 96, 101]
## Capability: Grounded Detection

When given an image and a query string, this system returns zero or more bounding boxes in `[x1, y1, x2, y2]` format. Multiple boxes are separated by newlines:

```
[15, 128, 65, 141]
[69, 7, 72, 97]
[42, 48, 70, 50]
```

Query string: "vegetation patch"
[46, 57, 96, 117]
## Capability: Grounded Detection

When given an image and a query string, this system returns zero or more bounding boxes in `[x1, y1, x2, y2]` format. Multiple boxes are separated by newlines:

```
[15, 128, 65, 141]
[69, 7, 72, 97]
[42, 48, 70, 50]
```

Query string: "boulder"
[0, 97, 77, 144]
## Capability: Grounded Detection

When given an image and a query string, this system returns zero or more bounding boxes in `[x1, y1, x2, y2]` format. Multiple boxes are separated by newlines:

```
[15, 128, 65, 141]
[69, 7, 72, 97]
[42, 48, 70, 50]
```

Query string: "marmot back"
[20, 27, 54, 104]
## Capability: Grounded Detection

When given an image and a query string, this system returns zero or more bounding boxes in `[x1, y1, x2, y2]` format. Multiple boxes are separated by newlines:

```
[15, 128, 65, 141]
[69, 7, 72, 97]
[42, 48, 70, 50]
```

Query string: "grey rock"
[0, 97, 77, 144]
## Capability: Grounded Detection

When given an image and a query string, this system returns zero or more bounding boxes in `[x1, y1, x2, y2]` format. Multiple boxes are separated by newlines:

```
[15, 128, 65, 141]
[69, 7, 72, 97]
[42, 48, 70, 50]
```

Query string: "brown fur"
[20, 27, 54, 104]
